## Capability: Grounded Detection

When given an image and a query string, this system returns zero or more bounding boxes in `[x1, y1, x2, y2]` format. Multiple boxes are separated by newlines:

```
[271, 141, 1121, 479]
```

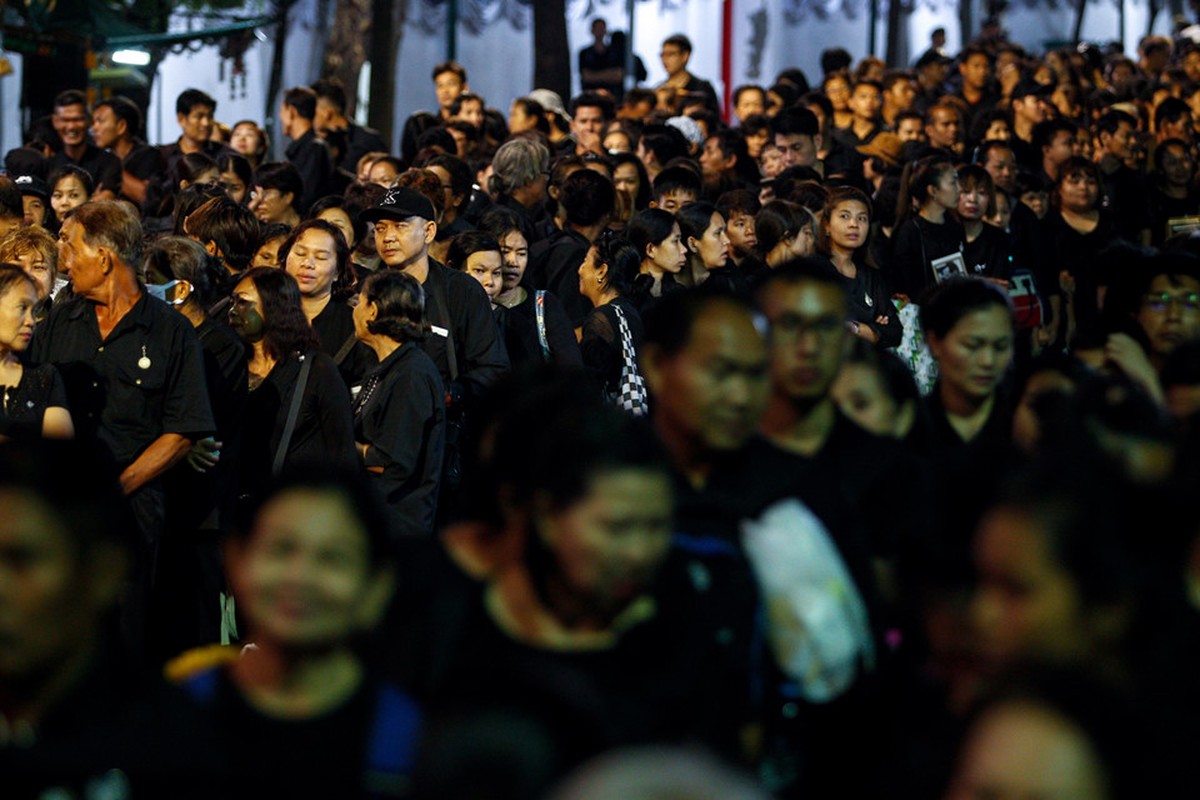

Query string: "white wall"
[149, 0, 325, 158]
[0, 0, 1188, 159]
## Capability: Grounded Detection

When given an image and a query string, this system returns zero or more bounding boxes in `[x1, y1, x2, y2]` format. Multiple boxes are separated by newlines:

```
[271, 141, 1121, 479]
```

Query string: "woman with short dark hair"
[352, 270, 446, 537]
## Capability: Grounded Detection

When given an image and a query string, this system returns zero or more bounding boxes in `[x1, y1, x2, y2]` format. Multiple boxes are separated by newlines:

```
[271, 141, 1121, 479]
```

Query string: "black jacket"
[418, 259, 510, 403]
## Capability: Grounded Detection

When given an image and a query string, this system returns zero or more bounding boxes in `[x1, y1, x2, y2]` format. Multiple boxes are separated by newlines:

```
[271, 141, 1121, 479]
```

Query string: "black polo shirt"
[49, 143, 122, 195]
[31, 293, 214, 466]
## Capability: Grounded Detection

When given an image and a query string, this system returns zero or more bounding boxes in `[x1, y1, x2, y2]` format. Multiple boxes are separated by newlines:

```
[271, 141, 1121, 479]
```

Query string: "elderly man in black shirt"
[32, 201, 214, 653]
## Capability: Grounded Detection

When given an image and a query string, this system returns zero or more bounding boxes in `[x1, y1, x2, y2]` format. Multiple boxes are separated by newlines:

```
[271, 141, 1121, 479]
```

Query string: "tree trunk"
[265, 0, 297, 159]
[532, 0, 570, 100]
[321, 0, 372, 117]
[368, 0, 407, 147]
[885, 0, 906, 67]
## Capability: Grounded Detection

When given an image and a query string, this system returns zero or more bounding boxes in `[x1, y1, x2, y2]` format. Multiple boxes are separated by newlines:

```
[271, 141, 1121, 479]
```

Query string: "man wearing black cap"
[362, 186, 508, 404]
[1009, 77, 1052, 169]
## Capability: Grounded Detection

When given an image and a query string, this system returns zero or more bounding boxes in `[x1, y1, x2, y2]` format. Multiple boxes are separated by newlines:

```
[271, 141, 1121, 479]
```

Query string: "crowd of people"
[3, 20, 1200, 800]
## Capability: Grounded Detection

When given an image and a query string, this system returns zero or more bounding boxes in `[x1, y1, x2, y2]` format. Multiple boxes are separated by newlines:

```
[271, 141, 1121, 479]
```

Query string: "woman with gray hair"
[489, 138, 551, 242]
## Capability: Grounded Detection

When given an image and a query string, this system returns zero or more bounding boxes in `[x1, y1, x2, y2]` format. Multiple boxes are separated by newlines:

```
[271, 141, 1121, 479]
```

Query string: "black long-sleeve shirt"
[418, 259, 510, 403]
[354, 343, 445, 538]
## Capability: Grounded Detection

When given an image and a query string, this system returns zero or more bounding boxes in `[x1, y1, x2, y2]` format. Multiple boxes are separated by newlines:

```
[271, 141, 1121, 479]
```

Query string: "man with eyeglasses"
[1132, 258, 1200, 372]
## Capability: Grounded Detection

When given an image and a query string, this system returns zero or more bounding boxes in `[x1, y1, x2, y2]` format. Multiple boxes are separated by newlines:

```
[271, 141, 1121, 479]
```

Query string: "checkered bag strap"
[610, 304, 649, 416]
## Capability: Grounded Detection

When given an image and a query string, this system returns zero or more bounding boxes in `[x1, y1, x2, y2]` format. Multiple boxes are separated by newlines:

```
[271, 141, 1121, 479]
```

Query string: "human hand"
[187, 436, 222, 473]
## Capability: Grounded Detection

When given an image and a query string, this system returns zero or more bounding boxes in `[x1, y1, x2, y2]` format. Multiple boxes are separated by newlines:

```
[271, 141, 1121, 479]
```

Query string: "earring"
[597, 276, 603, 284]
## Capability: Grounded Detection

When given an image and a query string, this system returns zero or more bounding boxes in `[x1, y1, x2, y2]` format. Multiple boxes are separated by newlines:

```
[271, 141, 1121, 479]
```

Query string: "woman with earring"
[577, 233, 646, 405]
[351, 270, 446, 538]
[279, 218, 374, 389]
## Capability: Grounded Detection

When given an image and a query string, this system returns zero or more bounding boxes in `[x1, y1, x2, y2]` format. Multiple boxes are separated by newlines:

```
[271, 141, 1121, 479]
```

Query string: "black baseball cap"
[12, 174, 48, 201]
[360, 186, 436, 224]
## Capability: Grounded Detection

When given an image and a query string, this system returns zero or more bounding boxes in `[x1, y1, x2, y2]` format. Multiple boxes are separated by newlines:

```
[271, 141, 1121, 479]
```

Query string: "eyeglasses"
[1142, 291, 1200, 313]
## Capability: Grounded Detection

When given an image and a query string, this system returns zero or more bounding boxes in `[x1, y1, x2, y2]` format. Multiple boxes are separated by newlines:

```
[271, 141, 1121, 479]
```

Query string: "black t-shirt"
[393, 542, 755, 778]
[1044, 208, 1119, 327]
[498, 288, 582, 370]
[3, 652, 226, 798]
[195, 670, 420, 799]
[886, 216, 967, 301]
[0, 362, 67, 440]
[417, 260, 510, 404]
[285, 129, 336, 213]
[812, 255, 902, 348]
[963, 221, 1014, 282]
[1148, 185, 1200, 245]
[1098, 156, 1151, 242]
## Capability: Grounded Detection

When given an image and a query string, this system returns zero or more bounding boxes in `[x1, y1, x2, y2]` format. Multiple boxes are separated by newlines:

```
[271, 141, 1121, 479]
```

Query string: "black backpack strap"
[273, 352, 314, 476]
[333, 331, 359, 366]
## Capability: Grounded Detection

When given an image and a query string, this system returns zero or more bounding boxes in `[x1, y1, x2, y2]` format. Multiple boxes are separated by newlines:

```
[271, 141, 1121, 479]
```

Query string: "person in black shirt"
[90, 96, 166, 209]
[480, 207, 582, 370]
[352, 270, 445, 537]
[229, 268, 356, 504]
[656, 34, 721, 115]
[158, 88, 235, 181]
[1149, 138, 1200, 245]
[279, 218, 376, 388]
[717, 189, 762, 274]
[0, 265, 72, 440]
[919, 278, 1016, 458]
[956, 164, 1013, 284]
[394, 382, 749, 781]
[187, 466, 420, 798]
[426, 154, 477, 265]
[813, 186, 902, 347]
[577, 232, 645, 403]
[888, 154, 967, 300]
[250, 161, 304, 229]
[0, 441, 225, 797]
[31, 202, 215, 654]
[141, 237, 247, 659]
[280, 87, 336, 214]
[488, 139, 552, 244]
[1095, 108, 1151, 245]
[311, 78, 388, 175]
[527, 168, 614, 325]
[361, 186, 508, 405]
[48, 90, 122, 200]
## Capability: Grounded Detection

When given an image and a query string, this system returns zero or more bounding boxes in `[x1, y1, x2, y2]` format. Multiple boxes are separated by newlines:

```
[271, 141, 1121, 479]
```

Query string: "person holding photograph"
[887, 155, 966, 301]
[1044, 156, 1118, 340]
